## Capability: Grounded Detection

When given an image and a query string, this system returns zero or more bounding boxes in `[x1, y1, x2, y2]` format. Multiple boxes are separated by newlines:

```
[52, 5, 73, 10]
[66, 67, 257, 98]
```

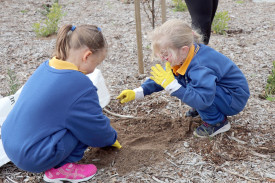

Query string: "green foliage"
[33, 2, 64, 37]
[7, 69, 20, 95]
[40, 0, 59, 16]
[265, 61, 275, 101]
[172, 0, 187, 12]
[20, 9, 29, 14]
[212, 11, 230, 35]
[40, 4, 51, 16]
[236, 0, 244, 4]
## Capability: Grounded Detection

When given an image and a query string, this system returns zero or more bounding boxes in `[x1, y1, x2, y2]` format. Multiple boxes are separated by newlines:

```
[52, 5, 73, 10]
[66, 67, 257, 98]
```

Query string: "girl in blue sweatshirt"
[117, 19, 250, 138]
[2, 25, 121, 183]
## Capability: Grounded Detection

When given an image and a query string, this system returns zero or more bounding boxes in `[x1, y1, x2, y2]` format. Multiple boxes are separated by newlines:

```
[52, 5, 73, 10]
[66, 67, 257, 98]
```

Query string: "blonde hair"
[150, 19, 202, 60]
[53, 25, 107, 60]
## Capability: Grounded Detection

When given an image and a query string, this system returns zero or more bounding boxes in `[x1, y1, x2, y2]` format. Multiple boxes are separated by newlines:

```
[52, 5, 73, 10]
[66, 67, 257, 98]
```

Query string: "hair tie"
[71, 26, 76, 32]
[97, 27, 101, 32]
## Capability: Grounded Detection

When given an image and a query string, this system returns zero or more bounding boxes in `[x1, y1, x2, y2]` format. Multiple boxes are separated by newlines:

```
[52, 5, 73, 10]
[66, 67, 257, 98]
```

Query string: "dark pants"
[185, 0, 219, 45]
[16, 130, 88, 173]
[197, 86, 241, 125]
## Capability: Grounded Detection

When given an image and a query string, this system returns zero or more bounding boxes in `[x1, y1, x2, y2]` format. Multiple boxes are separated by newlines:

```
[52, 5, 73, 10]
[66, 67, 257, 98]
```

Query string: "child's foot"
[43, 163, 97, 183]
[193, 118, 230, 138]
[185, 108, 199, 118]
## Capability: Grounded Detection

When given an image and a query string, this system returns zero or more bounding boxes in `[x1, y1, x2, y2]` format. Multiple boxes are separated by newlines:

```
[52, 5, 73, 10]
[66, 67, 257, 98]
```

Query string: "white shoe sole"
[43, 173, 95, 183]
[193, 122, 231, 138]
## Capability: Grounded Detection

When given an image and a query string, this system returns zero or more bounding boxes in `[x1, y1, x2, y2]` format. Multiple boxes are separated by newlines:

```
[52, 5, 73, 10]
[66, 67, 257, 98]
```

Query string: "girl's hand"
[116, 90, 135, 103]
[112, 140, 122, 149]
[150, 62, 175, 89]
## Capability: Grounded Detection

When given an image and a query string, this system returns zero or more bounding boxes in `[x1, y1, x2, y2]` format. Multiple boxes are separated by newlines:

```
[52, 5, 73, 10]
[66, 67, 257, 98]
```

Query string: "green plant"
[236, 0, 244, 4]
[7, 69, 20, 95]
[40, 0, 59, 16]
[20, 9, 29, 14]
[172, 0, 187, 12]
[265, 61, 275, 101]
[33, 2, 64, 37]
[212, 11, 230, 35]
[41, 4, 51, 16]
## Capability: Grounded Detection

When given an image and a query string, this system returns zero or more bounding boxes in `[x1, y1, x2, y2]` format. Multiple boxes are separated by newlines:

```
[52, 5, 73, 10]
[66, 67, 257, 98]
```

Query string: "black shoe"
[193, 118, 231, 138]
[185, 108, 199, 117]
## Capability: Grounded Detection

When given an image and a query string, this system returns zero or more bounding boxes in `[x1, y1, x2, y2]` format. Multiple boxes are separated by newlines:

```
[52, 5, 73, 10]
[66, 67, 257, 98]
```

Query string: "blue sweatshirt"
[1, 60, 117, 171]
[141, 44, 250, 112]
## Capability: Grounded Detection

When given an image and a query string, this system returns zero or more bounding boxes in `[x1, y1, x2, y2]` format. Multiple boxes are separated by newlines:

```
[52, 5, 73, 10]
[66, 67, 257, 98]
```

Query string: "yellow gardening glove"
[116, 90, 135, 104]
[150, 62, 175, 89]
[112, 140, 122, 149]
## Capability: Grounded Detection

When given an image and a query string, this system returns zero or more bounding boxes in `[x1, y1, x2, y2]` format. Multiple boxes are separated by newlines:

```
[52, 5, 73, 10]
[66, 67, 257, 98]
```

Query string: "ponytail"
[53, 24, 107, 60]
[54, 25, 73, 60]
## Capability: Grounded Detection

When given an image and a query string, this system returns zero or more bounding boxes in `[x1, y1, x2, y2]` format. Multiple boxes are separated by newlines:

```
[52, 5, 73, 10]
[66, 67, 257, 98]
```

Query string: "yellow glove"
[116, 90, 135, 104]
[150, 62, 175, 89]
[112, 140, 122, 149]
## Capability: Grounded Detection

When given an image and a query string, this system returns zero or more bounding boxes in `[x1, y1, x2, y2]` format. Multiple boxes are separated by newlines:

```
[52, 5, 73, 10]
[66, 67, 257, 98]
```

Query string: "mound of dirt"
[81, 102, 192, 175]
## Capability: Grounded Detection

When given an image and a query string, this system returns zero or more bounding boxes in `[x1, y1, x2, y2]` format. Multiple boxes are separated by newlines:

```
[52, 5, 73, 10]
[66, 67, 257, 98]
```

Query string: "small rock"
[184, 142, 189, 148]
[258, 90, 266, 99]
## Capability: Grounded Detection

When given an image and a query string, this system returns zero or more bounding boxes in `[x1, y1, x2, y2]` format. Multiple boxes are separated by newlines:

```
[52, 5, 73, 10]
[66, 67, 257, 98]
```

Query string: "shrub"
[212, 11, 230, 35]
[236, 1, 244, 4]
[265, 61, 275, 101]
[172, 0, 187, 12]
[33, 2, 64, 37]
[40, 0, 59, 16]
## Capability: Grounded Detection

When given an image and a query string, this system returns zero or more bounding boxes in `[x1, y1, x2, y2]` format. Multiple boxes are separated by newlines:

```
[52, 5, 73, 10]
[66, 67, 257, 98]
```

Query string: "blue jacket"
[1, 60, 117, 171]
[141, 44, 250, 112]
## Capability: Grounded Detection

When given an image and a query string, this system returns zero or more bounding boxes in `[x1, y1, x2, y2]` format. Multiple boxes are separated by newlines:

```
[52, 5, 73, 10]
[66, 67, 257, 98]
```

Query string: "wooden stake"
[161, 0, 166, 24]
[134, 0, 144, 74]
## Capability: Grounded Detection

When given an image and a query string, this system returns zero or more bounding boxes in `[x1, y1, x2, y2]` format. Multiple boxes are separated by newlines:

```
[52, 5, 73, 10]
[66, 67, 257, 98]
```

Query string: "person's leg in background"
[185, 0, 219, 45]
[211, 0, 219, 26]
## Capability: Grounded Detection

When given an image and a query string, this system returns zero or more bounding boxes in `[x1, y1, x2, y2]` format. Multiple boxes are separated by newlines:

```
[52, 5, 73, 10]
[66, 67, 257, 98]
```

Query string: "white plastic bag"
[0, 68, 110, 167]
[86, 68, 110, 108]
[0, 87, 23, 167]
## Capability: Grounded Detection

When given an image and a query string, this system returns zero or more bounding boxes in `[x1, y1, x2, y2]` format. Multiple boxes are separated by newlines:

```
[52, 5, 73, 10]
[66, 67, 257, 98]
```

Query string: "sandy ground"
[0, 0, 274, 182]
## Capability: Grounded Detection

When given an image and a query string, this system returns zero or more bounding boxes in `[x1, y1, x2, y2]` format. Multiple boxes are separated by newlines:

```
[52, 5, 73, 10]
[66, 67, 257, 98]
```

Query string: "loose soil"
[82, 103, 190, 175]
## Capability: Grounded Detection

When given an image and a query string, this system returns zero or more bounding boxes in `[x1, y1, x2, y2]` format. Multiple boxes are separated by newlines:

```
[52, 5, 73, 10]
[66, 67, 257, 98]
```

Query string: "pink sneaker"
[43, 163, 97, 183]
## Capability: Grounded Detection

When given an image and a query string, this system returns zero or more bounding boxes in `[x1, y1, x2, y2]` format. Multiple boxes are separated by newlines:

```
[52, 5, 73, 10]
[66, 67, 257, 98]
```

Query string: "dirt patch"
[81, 101, 190, 175]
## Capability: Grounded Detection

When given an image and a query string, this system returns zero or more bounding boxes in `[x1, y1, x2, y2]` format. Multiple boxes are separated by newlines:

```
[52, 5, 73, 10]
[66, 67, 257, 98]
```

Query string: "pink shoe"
[43, 163, 97, 183]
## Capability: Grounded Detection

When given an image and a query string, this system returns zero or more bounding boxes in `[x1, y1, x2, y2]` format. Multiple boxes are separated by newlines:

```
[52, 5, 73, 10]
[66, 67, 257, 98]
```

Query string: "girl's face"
[158, 46, 189, 67]
[159, 48, 184, 67]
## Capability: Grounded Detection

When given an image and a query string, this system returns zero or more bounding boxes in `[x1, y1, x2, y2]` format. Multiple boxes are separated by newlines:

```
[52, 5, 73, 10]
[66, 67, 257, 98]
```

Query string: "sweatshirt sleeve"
[172, 66, 217, 110]
[141, 78, 164, 96]
[66, 88, 117, 147]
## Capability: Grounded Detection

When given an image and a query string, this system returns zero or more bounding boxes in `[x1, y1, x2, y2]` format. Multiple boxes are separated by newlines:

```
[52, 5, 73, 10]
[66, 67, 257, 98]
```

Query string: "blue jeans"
[54, 132, 88, 168]
[197, 86, 239, 125]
